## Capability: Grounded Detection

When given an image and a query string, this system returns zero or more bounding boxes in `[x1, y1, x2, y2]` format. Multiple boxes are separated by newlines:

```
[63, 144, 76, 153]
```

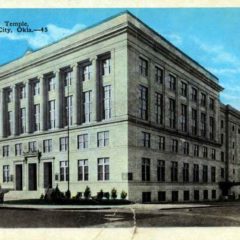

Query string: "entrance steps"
[4, 190, 43, 201]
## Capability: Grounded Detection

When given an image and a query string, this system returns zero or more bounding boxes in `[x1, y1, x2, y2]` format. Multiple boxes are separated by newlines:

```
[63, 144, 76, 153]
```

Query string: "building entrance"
[28, 163, 37, 191]
[15, 164, 23, 191]
[44, 162, 52, 189]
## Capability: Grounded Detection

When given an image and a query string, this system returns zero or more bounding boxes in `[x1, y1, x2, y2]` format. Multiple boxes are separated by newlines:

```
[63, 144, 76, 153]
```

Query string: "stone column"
[0, 89, 4, 138]
[72, 64, 79, 126]
[25, 80, 31, 133]
[12, 85, 17, 136]
[40, 75, 46, 132]
[55, 70, 62, 129]
[91, 57, 97, 122]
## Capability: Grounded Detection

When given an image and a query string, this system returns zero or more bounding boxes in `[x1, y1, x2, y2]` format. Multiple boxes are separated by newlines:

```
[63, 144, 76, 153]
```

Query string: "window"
[191, 87, 198, 102]
[2, 145, 9, 157]
[97, 131, 109, 147]
[102, 58, 111, 76]
[78, 134, 88, 149]
[221, 120, 224, 129]
[221, 134, 224, 144]
[33, 104, 40, 132]
[181, 81, 187, 97]
[47, 76, 56, 91]
[98, 158, 109, 181]
[139, 57, 148, 77]
[29, 141, 37, 152]
[103, 85, 112, 120]
[48, 100, 56, 129]
[155, 67, 163, 84]
[82, 64, 92, 81]
[158, 191, 166, 201]
[157, 160, 165, 182]
[194, 190, 199, 201]
[64, 71, 72, 86]
[33, 80, 40, 96]
[193, 144, 199, 157]
[142, 158, 150, 181]
[221, 152, 225, 162]
[171, 139, 178, 153]
[209, 116, 214, 140]
[59, 137, 68, 151]
[78, 159, 88, 181]
[19, 84, 26, 99]
[43, 139, 52, 153]
[232, 125, 235, 132]
[169, 74, 176, 91]
[169, 98, 176, 128]
[142, 132, 150, 148]
[203, 190, 208, 200]
[183, 142, 189, 155]
[7, 111, 13, 136]
[203, 165, 208, 183]
[221, 168, 225, 179]
[180, 104, 187, 132]
[183, 163, 189, 182]
[200, 93, 206, 106]
[60, 161, 69, 181]
[211, 166, 216, 183]
[142, 192, 151, 203]
[64, 95, 73, 126]
[193, 164, 199, 182]
[155, 93, 163, 124]
[3, 165, 10, 182]
[158, 136, 165, 150]
[172, 191, 178, 202]
[202, 146, 208, 158]
[19, 108, 26, 134]
[83, 91, 92, 123]
[15, 143, 22, 156]
[184, 191, 190, 201]
[209, 98, 214, 110]
[191, 108, 197, 135]
[138, 85, 148, 120]
[200, 113, 206, 137]
[211, 148, 216, 160]
[212, 190, 216, 199]
[171, 161, 178, 182]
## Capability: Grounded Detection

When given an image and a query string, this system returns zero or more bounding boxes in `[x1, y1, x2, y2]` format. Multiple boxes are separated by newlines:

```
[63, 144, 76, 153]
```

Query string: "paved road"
[1, 203, 240, 227]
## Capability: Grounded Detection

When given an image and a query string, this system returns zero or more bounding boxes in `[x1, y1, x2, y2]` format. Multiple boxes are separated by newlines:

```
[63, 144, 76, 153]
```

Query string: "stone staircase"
[4, 190, 44, 201]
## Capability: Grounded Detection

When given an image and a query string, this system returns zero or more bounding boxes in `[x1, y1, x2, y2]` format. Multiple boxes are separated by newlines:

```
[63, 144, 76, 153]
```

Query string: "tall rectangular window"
[201, 93, 206, 106]
[33, 104, 40, 132]
[59, 137, 68, 152]
[142, 158, 150, 181]
[203, 165, 208, 183]
[64, 71, 72, 86]
[193, 164, 199, 182]
[2, 145, 9, 157]
[180, 104, 187, 132]
[194, 144, 199, 157]
[211, 148, 216, 160]
[48, 76, 56, 91]
[209, 116, 215, 140]
[29, 141, 37, 152]
[78, 159, 88, 181]
[15, 143, 22, 156]
[82, 64, 92, 81]
[20, 108, 26, 134]
[33, 81, 40, 96]
[64, 95, 73, 126]
[48, 100, 56, 129]
[221, 151, 225, 162]
[203, 146, 208, 158]
[78, 134, 88, 149]
[171, 139, 178, 153]
[155, 67, 163, 84]
[19, 84, 26, 99]
[7, 111, 13, 136]
[98, 158, 109, 181]
[169, 74, 176, 91]
[191, 108, 197, 135]
[157, 160, 165, 182]
[102, 58, 111, 76]
[43, 139, 52, 153]
[183, 163, 189, 182]
[103, 85, 112, 119]
[191, 87, 198, 102]
[211, 166, 216, 183]
[142, 132, 150, 148]
[183, 142, 189, 155]
[155, 92, 163, 124]
[83, 91, 92, 123]
[3, 165, 10, 182]
[200, 113, 206, 137]
[158, 136, 165, 150]
[169, 98, 176, 128]
[181, 81, 187, 97]
[209, 98, 215, 110]
[171, 161, 178, 182]
[138, 85, 148, 120]
[97, 131, 109, 147]
[60, 161, 69, 181]
[139, 57, 148, 77]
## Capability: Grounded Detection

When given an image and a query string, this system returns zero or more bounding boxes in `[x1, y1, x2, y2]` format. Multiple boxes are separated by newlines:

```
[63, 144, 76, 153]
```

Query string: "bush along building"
[0, 11, 240, 203]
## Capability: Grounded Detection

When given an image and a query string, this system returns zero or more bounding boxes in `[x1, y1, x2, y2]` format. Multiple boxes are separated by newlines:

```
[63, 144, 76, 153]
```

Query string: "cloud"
[0, 23, 86, 49]
[207, 67, 240, 75]
[165, 33, 183, 46]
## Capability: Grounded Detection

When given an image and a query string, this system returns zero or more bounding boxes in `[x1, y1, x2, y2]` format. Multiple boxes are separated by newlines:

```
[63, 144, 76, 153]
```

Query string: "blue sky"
[0, 8, 239, 109]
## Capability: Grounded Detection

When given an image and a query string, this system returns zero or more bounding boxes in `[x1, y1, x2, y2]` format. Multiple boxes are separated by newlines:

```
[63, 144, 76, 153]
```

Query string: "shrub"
[84, 186, 91, 199]
[97, 189, 104, 200]
[65, 190, 71, 199]
[40, 194, 44, 200]
[121, 190, 127, 200]
[50, 185, 64, 202]
[111, 188, 117, 199]
[75, 192, 82, 200]
[104, 192, 110, 200]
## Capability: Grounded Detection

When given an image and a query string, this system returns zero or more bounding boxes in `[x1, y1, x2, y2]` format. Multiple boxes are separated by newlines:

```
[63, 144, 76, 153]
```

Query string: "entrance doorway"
[28, 163, 37, 191]
[15, 165, 23, 191]
[44, 162, 52, 189]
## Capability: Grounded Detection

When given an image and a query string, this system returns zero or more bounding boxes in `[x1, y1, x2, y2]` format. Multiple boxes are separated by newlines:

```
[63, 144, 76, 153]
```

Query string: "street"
[1, 203, 240, 227]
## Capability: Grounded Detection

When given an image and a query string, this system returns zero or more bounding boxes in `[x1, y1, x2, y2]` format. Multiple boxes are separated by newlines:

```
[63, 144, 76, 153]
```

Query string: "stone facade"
[0, 11, 240, 202]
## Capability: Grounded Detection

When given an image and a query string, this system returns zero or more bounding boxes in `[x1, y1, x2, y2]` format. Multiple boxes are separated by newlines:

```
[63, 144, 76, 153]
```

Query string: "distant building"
[0, 11, 240, 202]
